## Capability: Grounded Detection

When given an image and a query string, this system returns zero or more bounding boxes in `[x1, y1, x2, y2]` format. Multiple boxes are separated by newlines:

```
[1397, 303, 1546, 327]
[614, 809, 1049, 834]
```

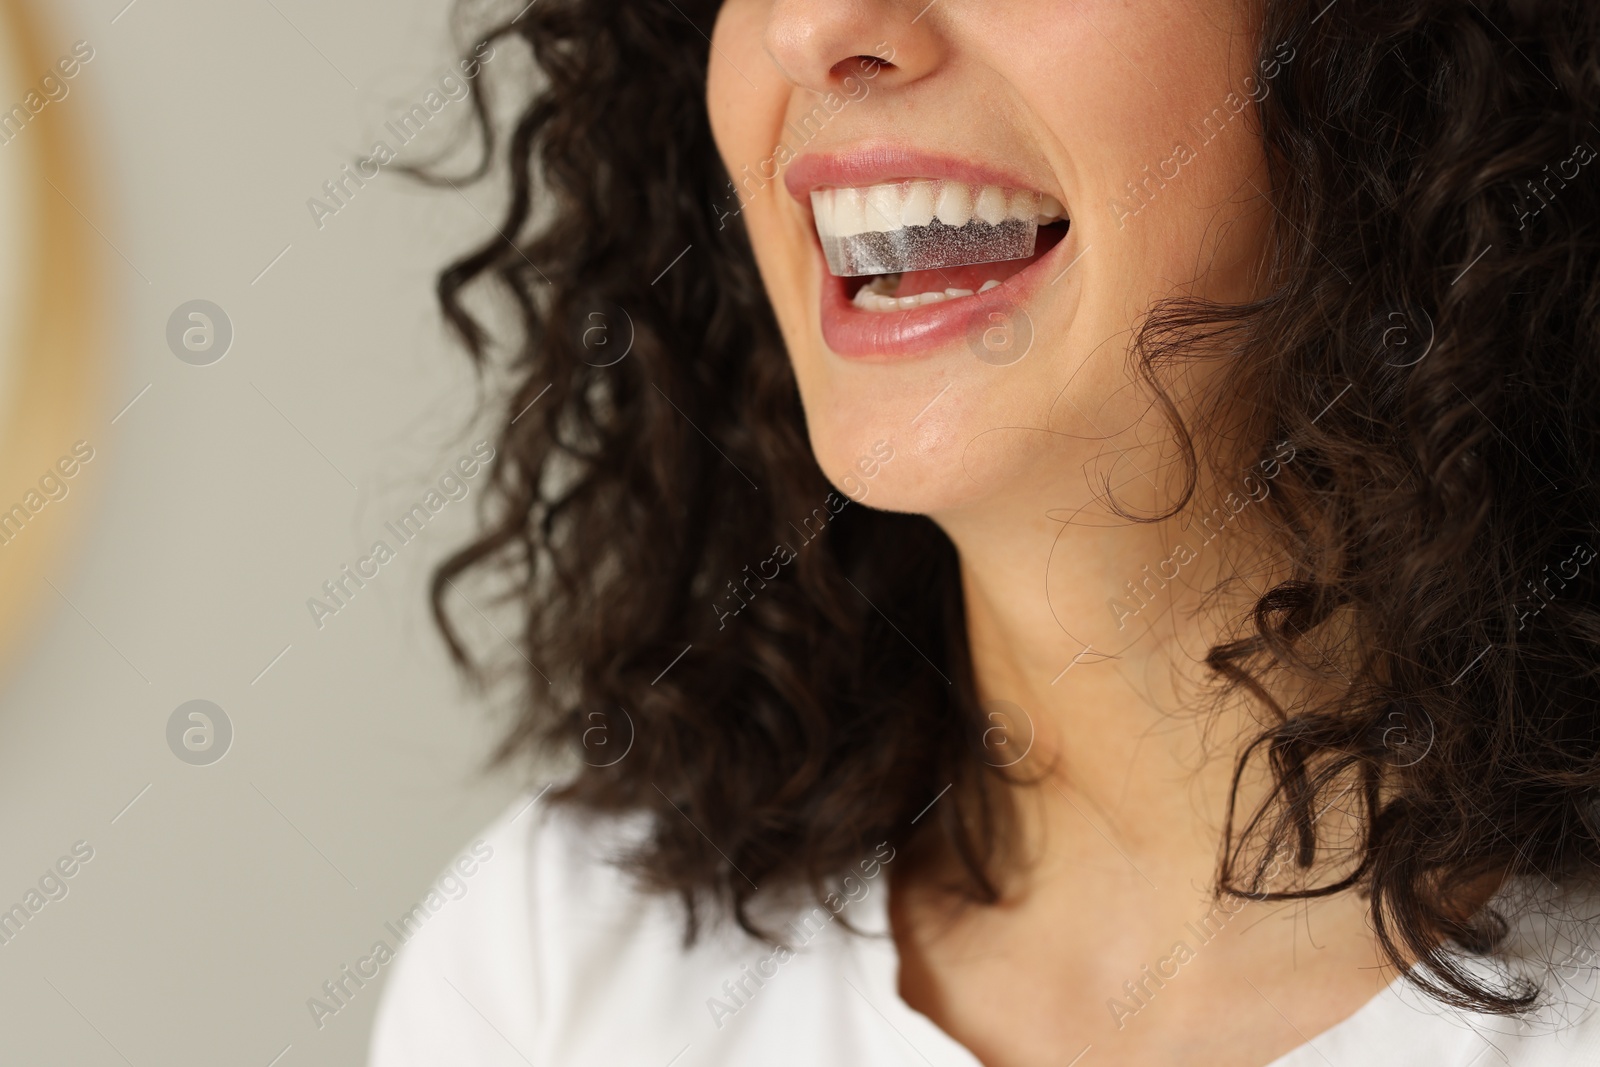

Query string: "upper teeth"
[811, 180, 1066, 238]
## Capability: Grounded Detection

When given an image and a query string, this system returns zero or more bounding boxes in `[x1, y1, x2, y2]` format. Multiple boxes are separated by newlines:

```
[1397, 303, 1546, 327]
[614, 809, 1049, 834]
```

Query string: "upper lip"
[782, 143, 1058, 206]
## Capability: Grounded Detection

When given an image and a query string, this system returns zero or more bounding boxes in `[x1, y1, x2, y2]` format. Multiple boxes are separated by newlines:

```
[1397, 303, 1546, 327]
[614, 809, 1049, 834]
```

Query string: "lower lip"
[817, 229, 1077, 361]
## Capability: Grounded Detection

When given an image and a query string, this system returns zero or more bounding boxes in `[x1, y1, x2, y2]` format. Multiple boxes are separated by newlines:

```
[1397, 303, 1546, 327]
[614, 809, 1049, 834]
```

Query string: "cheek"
[705, 2, 763, 171]
[707, 1, 816, 337]
[707, 1, 790, 211]
[1015, 3, 1269, 281]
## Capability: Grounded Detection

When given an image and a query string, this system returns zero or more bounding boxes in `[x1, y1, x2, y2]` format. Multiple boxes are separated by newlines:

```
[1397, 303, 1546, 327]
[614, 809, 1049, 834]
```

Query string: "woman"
[370, 0, 1600, 1063]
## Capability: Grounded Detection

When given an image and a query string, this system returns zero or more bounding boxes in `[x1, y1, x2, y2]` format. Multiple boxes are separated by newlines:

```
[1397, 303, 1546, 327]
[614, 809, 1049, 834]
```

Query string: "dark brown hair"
[422, 0, 1600, 1015]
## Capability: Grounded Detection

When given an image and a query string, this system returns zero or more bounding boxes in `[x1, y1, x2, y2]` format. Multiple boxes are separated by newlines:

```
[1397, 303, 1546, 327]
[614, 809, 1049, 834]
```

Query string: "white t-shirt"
[368, 792, 1600, 1066]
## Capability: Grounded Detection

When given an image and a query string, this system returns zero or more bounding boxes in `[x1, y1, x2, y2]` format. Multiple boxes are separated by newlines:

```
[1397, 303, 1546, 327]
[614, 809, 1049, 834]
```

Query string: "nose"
[761, 0, 946, 94]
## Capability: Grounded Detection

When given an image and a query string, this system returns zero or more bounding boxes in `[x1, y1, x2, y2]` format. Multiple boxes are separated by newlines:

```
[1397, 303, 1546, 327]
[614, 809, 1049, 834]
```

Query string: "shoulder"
[366, 791, 956, 1066]
[1277, 878, 1600, 1067]
[1477, 879, 1600, 1063]
[365, 790, 661, 1067]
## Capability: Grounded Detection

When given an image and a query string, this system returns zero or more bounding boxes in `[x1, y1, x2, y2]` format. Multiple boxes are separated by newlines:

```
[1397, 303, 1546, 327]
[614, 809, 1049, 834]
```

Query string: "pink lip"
[787, 144, 1075, 361]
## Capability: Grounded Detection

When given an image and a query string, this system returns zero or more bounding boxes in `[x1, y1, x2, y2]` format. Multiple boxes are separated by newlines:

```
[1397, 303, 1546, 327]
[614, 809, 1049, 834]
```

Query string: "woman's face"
[708, 0, 1279, 520]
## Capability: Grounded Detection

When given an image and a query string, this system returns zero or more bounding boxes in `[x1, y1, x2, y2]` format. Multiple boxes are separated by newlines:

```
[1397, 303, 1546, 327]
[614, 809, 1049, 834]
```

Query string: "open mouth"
[809, 179, 1070, 312]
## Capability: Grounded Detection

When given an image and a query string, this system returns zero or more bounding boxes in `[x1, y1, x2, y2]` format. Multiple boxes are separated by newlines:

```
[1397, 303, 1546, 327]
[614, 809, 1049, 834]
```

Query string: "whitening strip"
[811, 180, 1059, 278]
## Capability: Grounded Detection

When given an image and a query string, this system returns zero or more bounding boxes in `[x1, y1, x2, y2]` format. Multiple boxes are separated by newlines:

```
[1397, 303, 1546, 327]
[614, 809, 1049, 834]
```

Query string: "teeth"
[864, 185, 900, 232]
[933, 183, 973, 227]
[811, 178, 1058, 277]
[834, 188, 866, 236]
[852, 286, 973, 312]
[901, 183, 936, 228]
[860, 273, 900, 296]
[848, 279, 1006, 313]
[973, 186, 1008, 226]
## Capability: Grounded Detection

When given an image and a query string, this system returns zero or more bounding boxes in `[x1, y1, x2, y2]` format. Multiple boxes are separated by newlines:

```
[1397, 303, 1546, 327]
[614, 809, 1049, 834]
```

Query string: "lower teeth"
[851, 276, 1002, 312]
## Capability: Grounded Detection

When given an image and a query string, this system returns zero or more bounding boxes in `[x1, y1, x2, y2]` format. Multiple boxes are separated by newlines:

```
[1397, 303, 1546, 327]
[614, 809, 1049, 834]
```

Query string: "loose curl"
[421, 0, 1600, 1015]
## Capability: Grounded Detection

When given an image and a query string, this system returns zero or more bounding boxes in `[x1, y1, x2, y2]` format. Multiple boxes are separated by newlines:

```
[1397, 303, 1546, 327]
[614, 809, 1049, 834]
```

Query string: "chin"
[802, 397, 1063, 521]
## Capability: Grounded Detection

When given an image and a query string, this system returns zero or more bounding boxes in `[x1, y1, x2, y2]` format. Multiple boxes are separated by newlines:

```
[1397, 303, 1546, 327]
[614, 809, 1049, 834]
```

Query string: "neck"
[930, 463, 1277, 893]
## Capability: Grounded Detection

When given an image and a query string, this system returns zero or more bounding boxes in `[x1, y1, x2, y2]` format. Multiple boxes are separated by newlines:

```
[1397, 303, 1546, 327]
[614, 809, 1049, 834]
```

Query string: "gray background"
[0, 1, 533, 1063]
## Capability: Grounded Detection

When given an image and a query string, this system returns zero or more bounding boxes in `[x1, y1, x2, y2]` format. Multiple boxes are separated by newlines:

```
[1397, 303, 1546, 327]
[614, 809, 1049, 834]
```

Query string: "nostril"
[833, 55, 893, 80]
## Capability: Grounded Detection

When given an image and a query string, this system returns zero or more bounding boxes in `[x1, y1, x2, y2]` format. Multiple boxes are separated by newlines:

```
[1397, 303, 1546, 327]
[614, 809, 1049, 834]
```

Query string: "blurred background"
[0, 0, 530, 1062]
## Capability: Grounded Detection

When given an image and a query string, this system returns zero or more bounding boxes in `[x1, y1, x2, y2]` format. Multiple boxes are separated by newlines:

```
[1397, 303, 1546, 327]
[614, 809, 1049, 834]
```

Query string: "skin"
[708, 2, 1397, 1065]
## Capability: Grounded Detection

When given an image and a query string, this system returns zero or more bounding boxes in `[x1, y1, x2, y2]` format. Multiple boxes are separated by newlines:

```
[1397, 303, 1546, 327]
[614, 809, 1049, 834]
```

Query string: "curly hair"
[421, 0, 1600, 1016]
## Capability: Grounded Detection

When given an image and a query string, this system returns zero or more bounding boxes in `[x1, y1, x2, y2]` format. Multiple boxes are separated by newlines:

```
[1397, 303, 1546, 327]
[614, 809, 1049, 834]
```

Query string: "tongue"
[895, 254, 1038, 296]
